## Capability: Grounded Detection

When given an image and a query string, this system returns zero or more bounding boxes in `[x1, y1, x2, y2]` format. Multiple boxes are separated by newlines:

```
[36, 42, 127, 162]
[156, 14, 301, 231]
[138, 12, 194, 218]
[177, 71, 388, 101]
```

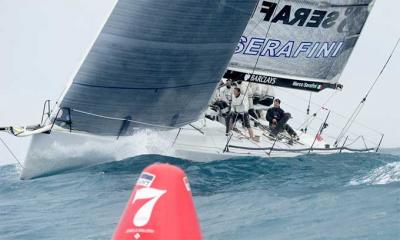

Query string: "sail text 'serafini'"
[226, 0, 375, 92]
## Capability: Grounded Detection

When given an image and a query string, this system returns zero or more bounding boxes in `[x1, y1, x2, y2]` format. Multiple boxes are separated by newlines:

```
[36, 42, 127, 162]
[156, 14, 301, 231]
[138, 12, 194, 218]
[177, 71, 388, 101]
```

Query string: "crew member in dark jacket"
[266, 99, 297, 138]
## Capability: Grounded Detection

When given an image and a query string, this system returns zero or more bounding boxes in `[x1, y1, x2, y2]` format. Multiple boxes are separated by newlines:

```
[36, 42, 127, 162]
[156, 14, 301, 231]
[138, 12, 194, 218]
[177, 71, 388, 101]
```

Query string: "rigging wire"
[306, 92, 312, 116]
[303, 92, 313, 133]
[0, 136, 23, 169]
[280, 86, 381, 135]
[240, 0, 282, 101]
[288, 89, 338, 129]
[334, 37, 400, 146]
[272, 94, 381, 144]
[280, 94, 380, 146]
[224, 0, 282, 150]
[230, 1, 280, 111]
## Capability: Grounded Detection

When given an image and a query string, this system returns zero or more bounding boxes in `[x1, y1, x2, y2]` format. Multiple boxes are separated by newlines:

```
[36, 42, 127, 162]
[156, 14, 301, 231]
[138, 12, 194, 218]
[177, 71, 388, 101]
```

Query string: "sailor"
[253, 84, 275, 107]
[207, 80, 233, 121]
[229, 87, 256, 141]
[217, 80, 234, 133]
[235, 80, 258, 125]
[247, 83, 259, 125]
[266, 99, 298, 139]
[218, 80, 233, 106]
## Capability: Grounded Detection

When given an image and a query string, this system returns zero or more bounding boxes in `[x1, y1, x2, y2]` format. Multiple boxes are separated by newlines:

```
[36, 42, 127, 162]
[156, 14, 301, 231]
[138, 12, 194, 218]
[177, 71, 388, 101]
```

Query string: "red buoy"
[113, 163, 203, 240]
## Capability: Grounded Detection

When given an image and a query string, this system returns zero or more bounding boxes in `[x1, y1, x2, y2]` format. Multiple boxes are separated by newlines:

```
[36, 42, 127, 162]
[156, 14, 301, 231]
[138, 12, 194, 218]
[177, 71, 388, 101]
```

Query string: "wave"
[1, 152, 399, 240]
[349, 161, 400, 185]
[42, 152, 400, 196]
[380, 147, 400, 156]
[1, 152, 399, 192]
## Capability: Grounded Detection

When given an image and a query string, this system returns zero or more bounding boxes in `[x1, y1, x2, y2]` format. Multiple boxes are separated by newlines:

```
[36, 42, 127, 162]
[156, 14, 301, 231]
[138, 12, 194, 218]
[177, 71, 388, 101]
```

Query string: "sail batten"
[72, 81, 218, 90]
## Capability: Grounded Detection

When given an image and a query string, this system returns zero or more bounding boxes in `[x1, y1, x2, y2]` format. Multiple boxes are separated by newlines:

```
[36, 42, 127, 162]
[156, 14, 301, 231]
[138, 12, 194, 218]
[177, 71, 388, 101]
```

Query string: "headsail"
[225, 0, 375, 92]
[54, 0, 258, 136]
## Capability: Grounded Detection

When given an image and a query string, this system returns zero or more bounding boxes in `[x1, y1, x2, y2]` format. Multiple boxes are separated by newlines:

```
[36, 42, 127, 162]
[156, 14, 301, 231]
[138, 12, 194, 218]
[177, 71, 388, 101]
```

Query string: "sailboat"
[1, 0, 382, 179]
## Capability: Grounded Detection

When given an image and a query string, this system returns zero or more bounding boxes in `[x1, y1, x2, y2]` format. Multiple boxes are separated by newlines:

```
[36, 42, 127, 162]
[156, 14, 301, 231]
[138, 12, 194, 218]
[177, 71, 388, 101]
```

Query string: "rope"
[334, 101, 364, 146]
[286, 89, 338, 130]
[228, 145, 374, 153]
[335, 37, 400, 146]
[71, 109, 191, 130]
[278, 86, 381, 135]
[0, 136, 23, 168]
[344, 135, 362, 147]
[279, 93, 380, 147]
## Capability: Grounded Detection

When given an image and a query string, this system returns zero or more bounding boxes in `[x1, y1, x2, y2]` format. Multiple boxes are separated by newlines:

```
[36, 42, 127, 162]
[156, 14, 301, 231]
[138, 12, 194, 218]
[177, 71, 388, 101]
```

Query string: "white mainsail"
[225, 0, 375, 92]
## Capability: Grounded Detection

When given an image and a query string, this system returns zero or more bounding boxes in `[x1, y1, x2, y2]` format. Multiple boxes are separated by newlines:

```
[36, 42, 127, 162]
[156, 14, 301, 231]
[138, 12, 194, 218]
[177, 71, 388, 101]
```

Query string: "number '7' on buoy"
[113, 163, 203, 240]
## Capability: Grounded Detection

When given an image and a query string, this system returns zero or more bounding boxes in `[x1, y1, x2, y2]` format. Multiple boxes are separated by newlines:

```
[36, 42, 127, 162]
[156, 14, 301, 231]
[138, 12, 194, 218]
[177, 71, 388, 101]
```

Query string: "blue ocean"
[1, 152, 399, 240]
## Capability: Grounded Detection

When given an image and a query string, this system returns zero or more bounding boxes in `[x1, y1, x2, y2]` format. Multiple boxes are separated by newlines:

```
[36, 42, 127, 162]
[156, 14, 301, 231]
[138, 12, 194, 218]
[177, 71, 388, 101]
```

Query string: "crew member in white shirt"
[229, 87, 256, 141]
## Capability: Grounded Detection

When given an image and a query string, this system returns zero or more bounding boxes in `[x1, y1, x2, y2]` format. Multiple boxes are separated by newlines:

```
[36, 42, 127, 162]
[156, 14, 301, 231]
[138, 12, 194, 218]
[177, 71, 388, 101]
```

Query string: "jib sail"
[225, 0, 375, 92]
[54, 0, 258, 136]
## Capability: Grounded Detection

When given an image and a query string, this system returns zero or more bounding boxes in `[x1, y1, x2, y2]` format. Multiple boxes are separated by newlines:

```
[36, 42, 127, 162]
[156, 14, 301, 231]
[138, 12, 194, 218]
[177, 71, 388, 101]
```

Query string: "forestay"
[54, 0, 258, 136]
[225, 0, 375, 92]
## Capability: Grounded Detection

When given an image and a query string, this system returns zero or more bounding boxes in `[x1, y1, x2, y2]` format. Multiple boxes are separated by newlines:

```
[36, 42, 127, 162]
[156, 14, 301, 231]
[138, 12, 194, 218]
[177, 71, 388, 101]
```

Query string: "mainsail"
[225, 0, 375, 92]
[54, 0, 258, 136]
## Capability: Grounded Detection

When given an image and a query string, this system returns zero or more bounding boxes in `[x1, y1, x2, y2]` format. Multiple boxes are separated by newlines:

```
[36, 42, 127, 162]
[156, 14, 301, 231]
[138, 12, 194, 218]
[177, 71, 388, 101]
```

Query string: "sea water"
[0, 152, 399, 240]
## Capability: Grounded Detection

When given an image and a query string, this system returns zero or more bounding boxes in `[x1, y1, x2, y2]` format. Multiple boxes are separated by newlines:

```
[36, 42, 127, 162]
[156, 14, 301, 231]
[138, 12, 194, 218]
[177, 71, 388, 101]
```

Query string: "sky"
[0, 0, 399, 165]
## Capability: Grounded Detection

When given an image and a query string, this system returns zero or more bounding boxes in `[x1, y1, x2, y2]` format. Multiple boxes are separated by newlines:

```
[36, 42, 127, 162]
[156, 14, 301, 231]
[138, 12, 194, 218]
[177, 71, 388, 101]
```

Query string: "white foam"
[31, 129, 176, 165]
[114, 129, 176, 160]
[349, 162, 400, 185]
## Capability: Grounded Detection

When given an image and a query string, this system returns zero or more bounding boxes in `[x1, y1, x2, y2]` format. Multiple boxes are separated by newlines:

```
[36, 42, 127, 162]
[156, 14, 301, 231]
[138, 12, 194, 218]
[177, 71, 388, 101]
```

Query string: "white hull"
[21, 129, 114, 179]
[21, 119, 337, 179]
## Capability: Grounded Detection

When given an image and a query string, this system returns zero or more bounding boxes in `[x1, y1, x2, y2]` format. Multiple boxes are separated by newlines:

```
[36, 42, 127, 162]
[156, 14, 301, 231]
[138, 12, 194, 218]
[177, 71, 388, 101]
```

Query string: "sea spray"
[114, 129, 176, 160]
[349, 161, 400, 185]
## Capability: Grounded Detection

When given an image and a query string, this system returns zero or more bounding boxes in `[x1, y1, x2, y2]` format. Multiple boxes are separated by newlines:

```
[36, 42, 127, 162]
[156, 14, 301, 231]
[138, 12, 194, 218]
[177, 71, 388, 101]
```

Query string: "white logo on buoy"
[136, 172, 156, 187]
[132, 187, 167, 227]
